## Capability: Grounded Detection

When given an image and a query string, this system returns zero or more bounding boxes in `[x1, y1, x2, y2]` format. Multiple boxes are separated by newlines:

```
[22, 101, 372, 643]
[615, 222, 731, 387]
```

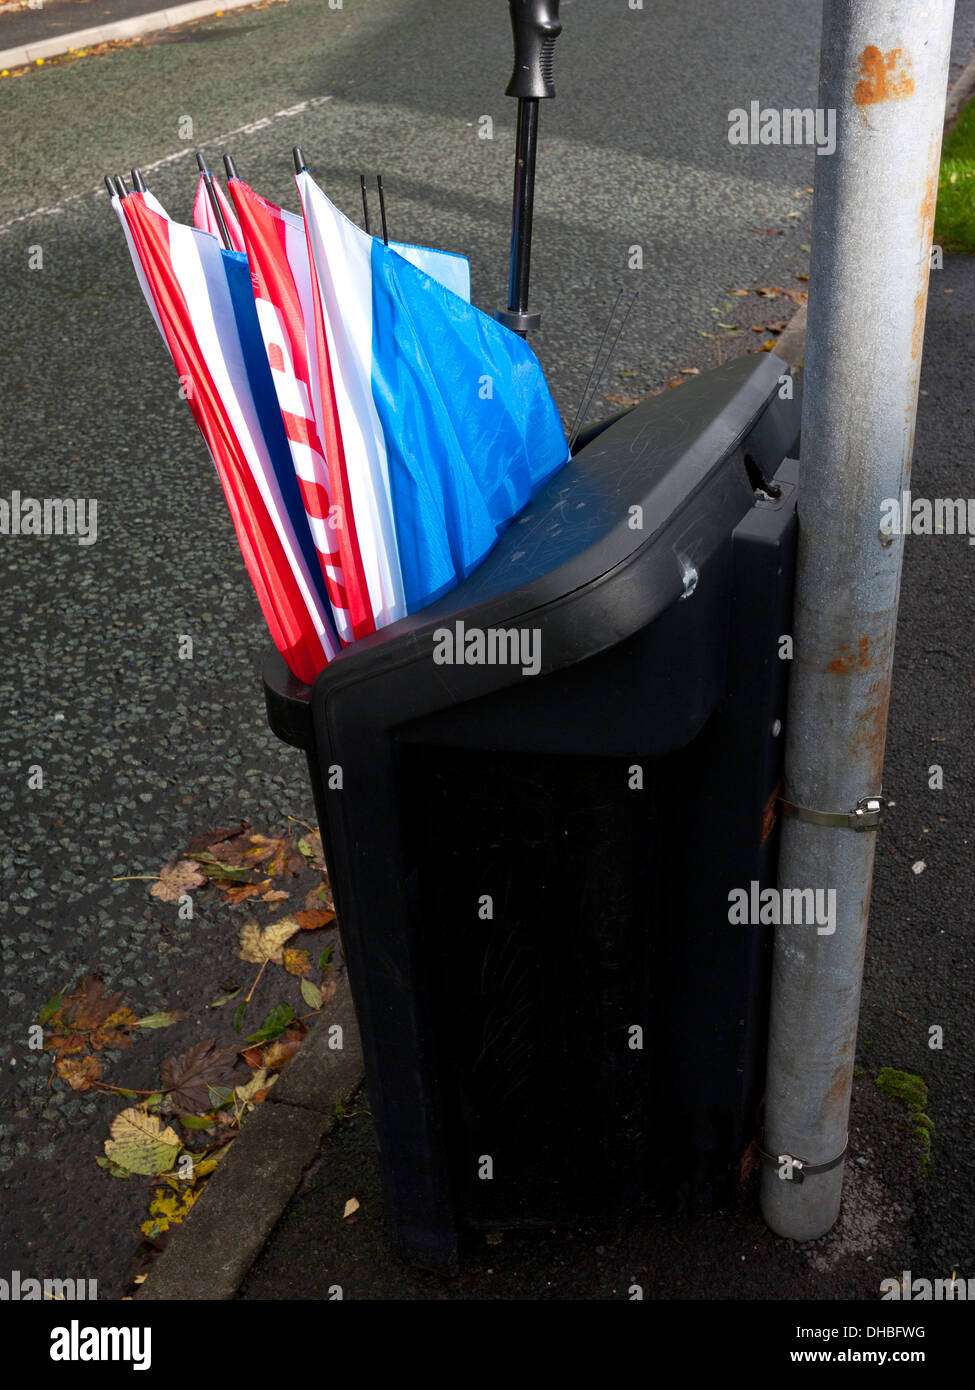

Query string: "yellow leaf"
[343, 1197, 360, 1219]
[234, 1068, 277, 1106]
[104, 1108, 182, 1175]
[238, 916, 302, 965]
[283, 948, 311, 977]
[140, 1184, 199, 1238]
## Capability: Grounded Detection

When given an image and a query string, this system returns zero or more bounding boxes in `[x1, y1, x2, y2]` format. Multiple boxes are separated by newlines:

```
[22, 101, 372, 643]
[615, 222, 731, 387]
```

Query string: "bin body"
[265, 352, 800, 1270]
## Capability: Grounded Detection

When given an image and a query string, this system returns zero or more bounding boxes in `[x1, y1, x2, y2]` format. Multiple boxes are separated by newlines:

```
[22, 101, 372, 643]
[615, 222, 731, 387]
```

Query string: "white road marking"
[0, 95, 332, 236]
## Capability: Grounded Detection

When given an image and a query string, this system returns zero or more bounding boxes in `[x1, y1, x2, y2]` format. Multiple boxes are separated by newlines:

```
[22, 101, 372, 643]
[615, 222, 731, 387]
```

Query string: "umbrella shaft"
[507, 98, 539, 317]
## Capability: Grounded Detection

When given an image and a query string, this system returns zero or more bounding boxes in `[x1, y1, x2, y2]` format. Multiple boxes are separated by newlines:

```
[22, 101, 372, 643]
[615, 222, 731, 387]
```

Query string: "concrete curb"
[135, 979, 364, 1301]
[772, 302, 807, 372]
[0, 0, 260, 70]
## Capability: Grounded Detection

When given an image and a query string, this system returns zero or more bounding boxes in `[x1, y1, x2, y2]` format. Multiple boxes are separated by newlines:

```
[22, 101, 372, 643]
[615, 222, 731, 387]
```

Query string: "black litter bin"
[264, 349, 801, 1272]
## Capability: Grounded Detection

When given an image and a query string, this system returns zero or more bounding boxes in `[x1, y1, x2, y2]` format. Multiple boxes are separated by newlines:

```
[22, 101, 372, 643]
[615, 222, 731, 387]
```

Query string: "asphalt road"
[0, 0, 973, 1301]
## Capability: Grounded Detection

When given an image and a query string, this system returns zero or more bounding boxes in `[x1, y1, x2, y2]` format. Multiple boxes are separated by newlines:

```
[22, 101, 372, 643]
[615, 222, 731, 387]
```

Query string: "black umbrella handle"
[496, 1, 562, 338]
[505, 0, 562, 99]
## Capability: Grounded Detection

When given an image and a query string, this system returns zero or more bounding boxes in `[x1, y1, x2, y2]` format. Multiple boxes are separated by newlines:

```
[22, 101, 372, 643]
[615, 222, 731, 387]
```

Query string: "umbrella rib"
[567, 290, 639, 454]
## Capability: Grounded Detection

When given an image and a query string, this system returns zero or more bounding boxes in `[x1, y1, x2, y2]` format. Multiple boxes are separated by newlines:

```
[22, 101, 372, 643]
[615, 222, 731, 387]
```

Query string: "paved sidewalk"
[0, 0, 262, 69]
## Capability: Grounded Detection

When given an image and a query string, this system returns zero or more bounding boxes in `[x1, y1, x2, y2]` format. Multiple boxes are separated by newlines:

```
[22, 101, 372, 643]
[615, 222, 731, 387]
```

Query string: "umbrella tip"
[223, 153, 238, 181]
[292, 146, 307, 176]
[113, 174, 129, 197]
[131, 167, 146, 193]
[195, 151, 209, 174]
[104, 174, 118, 198]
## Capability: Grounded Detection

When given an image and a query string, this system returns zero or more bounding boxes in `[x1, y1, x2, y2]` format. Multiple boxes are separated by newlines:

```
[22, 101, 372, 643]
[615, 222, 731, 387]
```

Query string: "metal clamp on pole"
[778, 793, 884, 831]
[758, 1136, 849, 1184]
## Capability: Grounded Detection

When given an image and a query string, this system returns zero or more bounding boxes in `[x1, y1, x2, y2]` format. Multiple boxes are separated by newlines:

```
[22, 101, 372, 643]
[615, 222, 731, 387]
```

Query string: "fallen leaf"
[150, 860, 207, 903]
[752, 227, 785, 235]
[262, 889, 290, 903]
[263, 1030, 304, 1071]
[104, 1108, 182, 1176]
[283, 948, 312, 977]
[140, 1184, 200, 1239]
[208, 987, 241, 1009]
[56, 1055, 102, 1090]
[234, 1068, 277, 1106]
[185, 823, 248, 855]
[187, 851, 265, 885]
[95, 1156, 133, 1179]
[134, 1011, 186, 1030]
[63, 975, 124, 1032]
[244, 1004, 294, 1045]
[241, 1046, 264, 1069]
[297, 830, 325, 865]
[221, 883, 262, 905]
[294, 908, 336, 932]
[239, 916, 302, 965]
[186, 1144, 232, 1180]
[304, 883, 335, 912]
[38, 989, 66, 1025]
[343, 1197, 360, 1219]
[90, 1006, 141, 1050]
[301, 978, 323, 1011]
[160, 1039, 243, 1113]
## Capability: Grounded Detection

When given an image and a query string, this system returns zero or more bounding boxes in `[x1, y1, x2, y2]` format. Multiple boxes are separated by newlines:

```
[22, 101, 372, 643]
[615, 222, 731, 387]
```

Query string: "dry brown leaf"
[56, 1055, 103, 1090]
[221, 884, 261, 905]
[159, 1039, 242, 1113]
[294, 908, 336, 932]
[262, 889, 290, 903]
[263, 1031, 304, 1071]
[239, 916, 302, 965]
[343, 1197, 360, 1219]
[185, 823, 248, 855]
[64, 976, 125, 1032]
[304, 886, 333, 912]
[150, 860, 207, 903]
